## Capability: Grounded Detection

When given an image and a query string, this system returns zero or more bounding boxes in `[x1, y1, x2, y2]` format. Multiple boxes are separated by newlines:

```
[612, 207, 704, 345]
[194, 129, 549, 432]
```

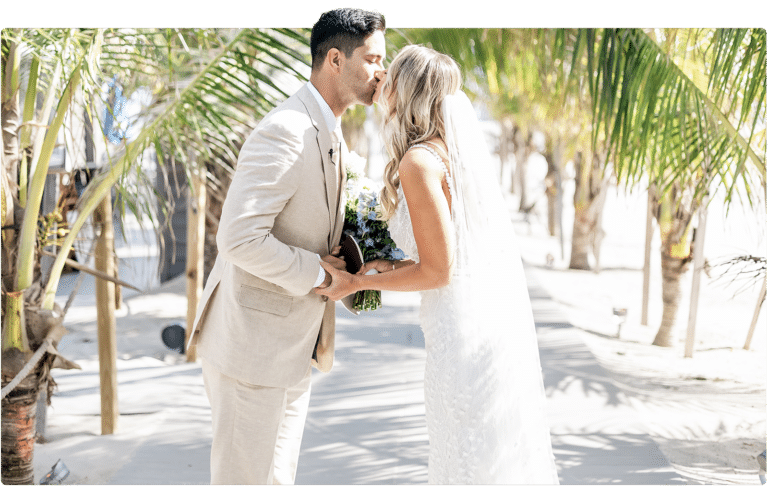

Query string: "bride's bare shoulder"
[399, 145, 444, 182]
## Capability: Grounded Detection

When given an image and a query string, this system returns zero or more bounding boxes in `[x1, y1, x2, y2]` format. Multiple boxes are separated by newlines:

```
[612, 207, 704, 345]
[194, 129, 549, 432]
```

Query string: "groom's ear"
[326, 48, 344, 73]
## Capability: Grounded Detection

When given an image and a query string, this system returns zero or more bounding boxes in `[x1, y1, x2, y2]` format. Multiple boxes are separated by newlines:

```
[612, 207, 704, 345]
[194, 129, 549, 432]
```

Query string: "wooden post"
[684, 196, 708, 358]
[94, 194, 118, 434]
[186, 168, 206, 362]
[641, 187, 654, 326]
[744, 278, 766, 351]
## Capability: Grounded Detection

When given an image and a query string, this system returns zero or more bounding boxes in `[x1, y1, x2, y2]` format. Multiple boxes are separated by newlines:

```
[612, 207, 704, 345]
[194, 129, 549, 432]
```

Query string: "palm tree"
[403, 28, 765, 347]
[574, 28, 766, 346]
[401, 28, 615, 267]
[1, 27, 310, 484]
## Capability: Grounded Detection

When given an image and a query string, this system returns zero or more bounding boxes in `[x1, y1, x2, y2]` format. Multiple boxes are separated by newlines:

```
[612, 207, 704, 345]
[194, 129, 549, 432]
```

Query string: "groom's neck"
[309, 72, 347, 118]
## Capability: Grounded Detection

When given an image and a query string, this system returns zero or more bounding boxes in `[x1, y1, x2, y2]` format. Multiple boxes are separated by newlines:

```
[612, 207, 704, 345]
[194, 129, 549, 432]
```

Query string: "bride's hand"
[358, 259, 395, 275]
[313, 260, 358, 301]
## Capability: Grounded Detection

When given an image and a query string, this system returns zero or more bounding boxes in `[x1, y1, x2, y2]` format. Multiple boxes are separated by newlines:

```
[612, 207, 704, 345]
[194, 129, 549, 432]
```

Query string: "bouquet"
[343, 152, 406, 311]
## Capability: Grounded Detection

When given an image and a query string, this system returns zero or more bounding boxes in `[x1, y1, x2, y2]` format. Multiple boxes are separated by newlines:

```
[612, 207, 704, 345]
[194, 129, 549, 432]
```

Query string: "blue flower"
[391, 248, 406, 260]
[365, 238, 374, 247]
[367, 210, 376, 220]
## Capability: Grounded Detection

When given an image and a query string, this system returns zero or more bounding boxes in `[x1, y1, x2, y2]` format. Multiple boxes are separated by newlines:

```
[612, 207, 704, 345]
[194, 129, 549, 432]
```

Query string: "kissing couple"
[187, 8, 559, 485]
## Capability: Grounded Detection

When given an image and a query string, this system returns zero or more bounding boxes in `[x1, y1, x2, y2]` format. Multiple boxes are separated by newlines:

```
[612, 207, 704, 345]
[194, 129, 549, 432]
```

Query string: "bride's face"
[374, 72, 400, 124]
[372, 70, 388, 105]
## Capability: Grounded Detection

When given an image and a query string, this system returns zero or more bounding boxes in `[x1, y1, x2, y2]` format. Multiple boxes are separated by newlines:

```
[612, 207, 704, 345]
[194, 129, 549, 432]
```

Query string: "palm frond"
[577, 28, 765, 206]
[40, 27, 311, 309]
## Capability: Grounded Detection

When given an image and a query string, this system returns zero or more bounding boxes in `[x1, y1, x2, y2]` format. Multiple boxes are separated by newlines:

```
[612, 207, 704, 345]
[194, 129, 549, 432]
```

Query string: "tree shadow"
[552, 433, 685, 484]
[296, 279, 681, 484]
[298, 315, 429, 484]
[528, 272, 627, 408]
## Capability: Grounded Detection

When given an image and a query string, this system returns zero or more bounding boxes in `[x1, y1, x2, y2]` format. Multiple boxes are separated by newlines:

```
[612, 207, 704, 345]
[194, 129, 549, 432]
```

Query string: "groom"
[186, 9, 386, 484]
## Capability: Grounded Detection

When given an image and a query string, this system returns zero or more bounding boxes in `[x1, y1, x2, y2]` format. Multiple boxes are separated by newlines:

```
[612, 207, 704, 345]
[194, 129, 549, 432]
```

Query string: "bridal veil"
[439, 90, 559, 483]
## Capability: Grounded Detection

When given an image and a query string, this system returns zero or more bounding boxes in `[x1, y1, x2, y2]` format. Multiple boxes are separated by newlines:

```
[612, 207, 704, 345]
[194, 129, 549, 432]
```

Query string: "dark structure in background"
[157, 157, 188, 284]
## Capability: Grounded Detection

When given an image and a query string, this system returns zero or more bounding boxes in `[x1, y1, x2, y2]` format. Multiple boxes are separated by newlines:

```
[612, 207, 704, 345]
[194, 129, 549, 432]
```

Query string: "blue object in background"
[103, 76, 128, 144]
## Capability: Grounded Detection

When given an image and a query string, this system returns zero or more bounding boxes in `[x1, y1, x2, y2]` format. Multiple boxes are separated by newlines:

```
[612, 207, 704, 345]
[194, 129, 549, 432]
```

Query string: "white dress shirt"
[307, 81, 341, 134]
[307, 81, 342, 287]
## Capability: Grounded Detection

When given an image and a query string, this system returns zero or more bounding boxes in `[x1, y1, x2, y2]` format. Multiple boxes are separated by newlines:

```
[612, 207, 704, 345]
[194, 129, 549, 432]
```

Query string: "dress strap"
[410, 143, 455, 200]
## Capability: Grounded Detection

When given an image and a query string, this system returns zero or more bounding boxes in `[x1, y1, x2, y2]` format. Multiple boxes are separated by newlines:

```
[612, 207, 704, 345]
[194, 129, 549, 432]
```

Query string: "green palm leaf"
[28, 27, 310, 309]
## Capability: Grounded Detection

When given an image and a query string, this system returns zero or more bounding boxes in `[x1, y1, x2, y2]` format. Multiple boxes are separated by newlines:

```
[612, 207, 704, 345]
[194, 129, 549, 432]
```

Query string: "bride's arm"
[315, 149, 454, 300]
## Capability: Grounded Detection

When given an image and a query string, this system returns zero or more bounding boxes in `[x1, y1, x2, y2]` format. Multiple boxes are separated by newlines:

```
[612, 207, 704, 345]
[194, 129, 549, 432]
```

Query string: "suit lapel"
[332, 142, 349, 245]
[297, 85, 338, 252]
[319, 131, 338, 251]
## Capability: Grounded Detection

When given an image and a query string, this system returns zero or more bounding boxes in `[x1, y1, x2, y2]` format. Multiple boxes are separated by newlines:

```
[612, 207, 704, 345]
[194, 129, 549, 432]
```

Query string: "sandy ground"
[511, 160, 767, 484]
[521, 258, 766, 484]
[28, 158, 766, 484]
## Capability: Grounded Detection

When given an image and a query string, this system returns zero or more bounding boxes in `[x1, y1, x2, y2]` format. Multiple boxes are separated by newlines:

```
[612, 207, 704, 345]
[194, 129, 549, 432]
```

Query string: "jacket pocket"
[238, 284, 293, 317]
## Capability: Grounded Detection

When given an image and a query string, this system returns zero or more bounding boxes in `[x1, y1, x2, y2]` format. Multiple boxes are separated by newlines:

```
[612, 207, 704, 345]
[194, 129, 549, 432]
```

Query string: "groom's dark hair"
[310, 8, 386, 70]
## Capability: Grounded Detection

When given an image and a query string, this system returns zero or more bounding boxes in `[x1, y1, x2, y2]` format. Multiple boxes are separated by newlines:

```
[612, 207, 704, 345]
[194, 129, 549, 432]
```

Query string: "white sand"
[30, 157, 766, 484]
[511, 162, 767, 484]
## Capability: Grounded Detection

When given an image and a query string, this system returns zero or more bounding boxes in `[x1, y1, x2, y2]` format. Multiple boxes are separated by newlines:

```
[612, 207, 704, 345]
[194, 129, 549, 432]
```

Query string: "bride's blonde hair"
[379, 45, 461, 220]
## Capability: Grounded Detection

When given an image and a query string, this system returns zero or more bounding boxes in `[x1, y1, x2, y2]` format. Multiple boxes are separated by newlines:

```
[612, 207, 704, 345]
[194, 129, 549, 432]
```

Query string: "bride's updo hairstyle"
[379, 45, 461, 220]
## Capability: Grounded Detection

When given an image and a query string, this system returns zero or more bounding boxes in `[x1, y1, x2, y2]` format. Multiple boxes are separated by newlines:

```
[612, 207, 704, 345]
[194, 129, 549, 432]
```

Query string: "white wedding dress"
[386, 93, 559, 484]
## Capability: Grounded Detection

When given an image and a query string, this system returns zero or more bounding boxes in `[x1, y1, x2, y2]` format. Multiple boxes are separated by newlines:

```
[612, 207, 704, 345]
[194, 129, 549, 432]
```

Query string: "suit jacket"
[187, 83, 347, 388]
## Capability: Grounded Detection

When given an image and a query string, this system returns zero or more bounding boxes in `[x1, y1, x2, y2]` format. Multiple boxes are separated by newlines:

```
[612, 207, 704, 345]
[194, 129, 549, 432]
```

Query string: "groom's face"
[339, 30, 386, 106]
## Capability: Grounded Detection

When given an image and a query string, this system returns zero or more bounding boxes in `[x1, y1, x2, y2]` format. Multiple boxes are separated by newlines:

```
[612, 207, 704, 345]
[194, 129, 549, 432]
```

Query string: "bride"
[315, 45, 559, 484]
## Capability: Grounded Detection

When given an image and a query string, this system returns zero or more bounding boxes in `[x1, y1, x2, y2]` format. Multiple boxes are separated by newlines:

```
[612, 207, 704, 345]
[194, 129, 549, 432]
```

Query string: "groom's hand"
[316, 246, 345, 290]
[321, 246, 346, 272]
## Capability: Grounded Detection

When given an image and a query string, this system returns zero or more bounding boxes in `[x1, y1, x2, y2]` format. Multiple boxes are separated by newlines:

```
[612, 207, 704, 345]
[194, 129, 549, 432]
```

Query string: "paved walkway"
[36, 268, 684, 484]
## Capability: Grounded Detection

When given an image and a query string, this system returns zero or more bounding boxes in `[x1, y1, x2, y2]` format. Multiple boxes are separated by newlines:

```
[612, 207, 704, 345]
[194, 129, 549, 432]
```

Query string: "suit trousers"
[202, 360, 312, 484]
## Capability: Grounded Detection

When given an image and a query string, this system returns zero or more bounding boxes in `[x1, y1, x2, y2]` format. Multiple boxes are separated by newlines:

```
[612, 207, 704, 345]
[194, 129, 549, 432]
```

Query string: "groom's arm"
[216, 116, 322, 296]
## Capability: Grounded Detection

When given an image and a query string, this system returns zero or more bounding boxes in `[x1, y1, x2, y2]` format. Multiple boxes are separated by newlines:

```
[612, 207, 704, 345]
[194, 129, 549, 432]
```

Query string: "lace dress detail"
[387, 144, 559, 484]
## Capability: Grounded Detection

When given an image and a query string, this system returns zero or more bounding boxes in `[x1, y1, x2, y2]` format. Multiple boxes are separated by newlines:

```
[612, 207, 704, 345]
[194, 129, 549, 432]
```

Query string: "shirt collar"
[307, 81, 341, 135]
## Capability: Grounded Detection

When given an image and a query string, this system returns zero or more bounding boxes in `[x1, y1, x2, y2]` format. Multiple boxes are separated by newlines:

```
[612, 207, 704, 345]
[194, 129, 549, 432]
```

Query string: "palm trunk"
[2, 31, 31, 353]
[1, 33, 39, 486]
[1, 370, 39, 485]
[651, 186, 696, 347]
[653, 250, 692, 346]
[2, 36, 21, 191]
[543, 136, 562, 237]
[569, 152, 591, 269]
[3, 34, 77, 484]
[514, 128, 532, 211]
[569, 151, 609, 271]
[498, 118, 514, 193]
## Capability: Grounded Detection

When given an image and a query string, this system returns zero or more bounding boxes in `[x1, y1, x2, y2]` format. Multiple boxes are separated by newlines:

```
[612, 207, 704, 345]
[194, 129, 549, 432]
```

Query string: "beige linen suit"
[187, 83, 347, 484]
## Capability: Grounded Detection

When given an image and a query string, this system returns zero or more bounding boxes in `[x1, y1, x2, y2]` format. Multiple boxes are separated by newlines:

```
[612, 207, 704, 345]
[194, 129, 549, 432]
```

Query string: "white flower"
[346, 151, 368, 177]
